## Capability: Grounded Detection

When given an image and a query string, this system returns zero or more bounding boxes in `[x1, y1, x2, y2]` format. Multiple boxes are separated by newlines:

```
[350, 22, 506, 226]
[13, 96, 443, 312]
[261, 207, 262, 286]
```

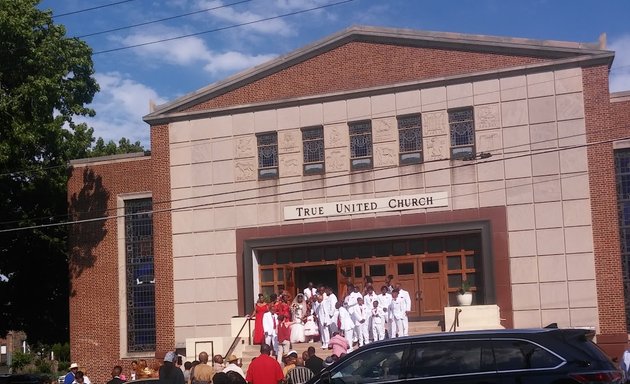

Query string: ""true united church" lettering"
[284, 192, 448, 220]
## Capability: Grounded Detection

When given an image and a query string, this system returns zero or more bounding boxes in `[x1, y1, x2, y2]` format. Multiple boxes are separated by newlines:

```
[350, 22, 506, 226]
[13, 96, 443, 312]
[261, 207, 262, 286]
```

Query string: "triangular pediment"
[144, 25, 612, 124]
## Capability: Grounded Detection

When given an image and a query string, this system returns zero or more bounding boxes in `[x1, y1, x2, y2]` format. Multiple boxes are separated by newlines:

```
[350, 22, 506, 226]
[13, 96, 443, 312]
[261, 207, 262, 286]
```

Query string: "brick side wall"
[150, 125, 175, 361]
[583, 65, 628, 357]
[67, 157, 155, 383]
[186, 41, 548, 112]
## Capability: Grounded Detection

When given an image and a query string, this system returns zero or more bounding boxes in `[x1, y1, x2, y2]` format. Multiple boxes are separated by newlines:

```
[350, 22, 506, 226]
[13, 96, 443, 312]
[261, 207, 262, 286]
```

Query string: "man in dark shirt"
[106, 366, 125, 384]
[159, 351, 185, 384]
[304, 346, 324, 374]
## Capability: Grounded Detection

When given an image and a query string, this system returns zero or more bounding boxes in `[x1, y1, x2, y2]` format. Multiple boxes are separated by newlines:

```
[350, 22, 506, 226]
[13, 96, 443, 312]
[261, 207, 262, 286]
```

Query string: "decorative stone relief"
[325, 148, 349, 172]
[235, 159, 256, 182]
[278, 129, 300, 154]
[475, 104, 501, 130]
[372, 117, 396, 143]
[476, 131, 502, 153]
[324, 123, 348, 148]
[374, 143, 398, 167]
[235, 136, 255, 158]
[280, 153, 302, 177]
[422, 111, 448, 137]
[424, 136, 448, 161]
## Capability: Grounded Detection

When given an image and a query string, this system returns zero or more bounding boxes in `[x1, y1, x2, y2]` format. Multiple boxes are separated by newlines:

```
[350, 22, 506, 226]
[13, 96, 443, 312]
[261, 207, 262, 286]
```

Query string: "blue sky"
[38, 0, 630, 148]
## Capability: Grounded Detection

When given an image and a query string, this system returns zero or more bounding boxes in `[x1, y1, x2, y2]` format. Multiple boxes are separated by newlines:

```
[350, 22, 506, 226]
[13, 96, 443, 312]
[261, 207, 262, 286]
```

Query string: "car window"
[330, 344, 408, 384]
[407, 340, 494, 378]
[493, 339, 563, 371]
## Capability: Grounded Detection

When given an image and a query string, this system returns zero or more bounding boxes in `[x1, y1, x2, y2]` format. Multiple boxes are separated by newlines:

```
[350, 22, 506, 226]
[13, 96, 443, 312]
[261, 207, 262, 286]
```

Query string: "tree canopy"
[0, 0, 141, 344]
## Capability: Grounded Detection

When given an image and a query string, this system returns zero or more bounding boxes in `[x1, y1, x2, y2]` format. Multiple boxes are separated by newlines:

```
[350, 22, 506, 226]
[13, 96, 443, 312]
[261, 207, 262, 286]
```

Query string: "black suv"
[306, 328, 622, 384]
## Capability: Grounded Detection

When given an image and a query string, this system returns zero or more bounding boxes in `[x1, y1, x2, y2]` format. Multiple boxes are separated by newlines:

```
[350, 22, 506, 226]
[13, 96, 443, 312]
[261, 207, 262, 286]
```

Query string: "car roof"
[338, 327, 593, 353]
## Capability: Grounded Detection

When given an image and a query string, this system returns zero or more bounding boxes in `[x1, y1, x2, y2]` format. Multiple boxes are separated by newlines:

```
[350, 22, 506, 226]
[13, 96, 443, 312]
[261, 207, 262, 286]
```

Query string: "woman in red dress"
[253, 295, 268, 345]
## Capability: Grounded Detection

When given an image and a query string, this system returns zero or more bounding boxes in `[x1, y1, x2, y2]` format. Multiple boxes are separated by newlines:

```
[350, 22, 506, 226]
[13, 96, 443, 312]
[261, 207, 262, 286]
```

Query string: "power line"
[53, 0, 139, 18]
[0, 134, 623, 233]
[76, 0, 253, 39]
[92, 0, 356, 55]
[0, 129, 586, 227]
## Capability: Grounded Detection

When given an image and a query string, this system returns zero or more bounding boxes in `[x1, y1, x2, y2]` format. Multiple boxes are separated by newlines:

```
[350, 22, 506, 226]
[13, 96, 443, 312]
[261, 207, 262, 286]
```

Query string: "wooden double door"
[338, 256, 446, 318]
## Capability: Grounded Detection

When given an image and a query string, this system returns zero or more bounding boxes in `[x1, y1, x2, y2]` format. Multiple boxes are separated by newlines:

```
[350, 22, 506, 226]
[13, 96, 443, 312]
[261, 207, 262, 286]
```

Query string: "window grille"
[257, 132, 279, 179]
[349, 121, 373, 170]
[125, 198, 156, 352]
[449, 108, 475, 159]
[398, 115, 423, 164]
[302, 126, 325, 174]
[615, 149, 630, 328]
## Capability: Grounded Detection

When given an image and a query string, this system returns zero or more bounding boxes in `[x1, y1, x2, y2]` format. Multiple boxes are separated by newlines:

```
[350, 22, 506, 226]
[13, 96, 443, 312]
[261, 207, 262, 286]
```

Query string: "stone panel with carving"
[235, 158, 257, 181]
[424, 136, 448, 161]
[324, 123, 349, 148]
[235, 136, 255, 158]
[280, 153, 302, 177]
[476, 130, 502, 153]
[422, 111, 448, 137]
[373, 117, 396, 143]
[374, 143, 398, 167]
[475, 104, 501, 130]
[278, 129, 301, 154]
[325, 148, 349, 172]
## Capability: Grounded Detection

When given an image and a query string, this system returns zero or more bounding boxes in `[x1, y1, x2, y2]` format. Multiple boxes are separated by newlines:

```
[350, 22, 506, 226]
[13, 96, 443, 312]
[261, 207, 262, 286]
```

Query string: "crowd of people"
[63, 276, 410, 384]
[253, 275, 412, 358]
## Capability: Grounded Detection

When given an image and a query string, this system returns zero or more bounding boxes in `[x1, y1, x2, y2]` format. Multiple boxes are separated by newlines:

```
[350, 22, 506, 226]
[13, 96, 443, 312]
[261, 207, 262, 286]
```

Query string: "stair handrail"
[224, 309, 255, 358]
[448, 308, 462, 332]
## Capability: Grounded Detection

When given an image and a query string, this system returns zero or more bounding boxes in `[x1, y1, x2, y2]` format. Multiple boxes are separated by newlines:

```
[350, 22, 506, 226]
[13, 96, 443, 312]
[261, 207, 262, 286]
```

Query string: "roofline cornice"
[143, 26, 611, 121]
[144, 52, 613, 126]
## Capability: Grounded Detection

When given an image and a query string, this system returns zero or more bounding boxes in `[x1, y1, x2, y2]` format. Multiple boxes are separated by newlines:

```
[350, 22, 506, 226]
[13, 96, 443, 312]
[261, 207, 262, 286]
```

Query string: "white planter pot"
[456, 292, 473, 306]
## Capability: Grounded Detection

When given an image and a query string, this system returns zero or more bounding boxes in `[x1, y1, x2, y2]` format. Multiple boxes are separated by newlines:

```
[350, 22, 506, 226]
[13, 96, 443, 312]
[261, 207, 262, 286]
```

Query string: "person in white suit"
[336, 301, 355, 353]
[388, 289, 408, 338]
[262, 305, 278, 354]
[314, 294, 330, 349]
[395, 283, 412, 337]
[378, 285, 392, 338]
[352, 296, 370, 347]
[370, 300, 386, 341]
[324, 287, 339, 335]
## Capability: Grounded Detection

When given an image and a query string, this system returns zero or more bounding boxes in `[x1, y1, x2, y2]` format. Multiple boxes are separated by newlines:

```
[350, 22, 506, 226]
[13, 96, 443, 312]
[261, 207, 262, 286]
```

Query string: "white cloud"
[609, 35, 630, 92]
[119, 29, 212, 66]
[120, 26, 277, 77]
[203, 51, 277, 74]
[76, 72, 167, 147]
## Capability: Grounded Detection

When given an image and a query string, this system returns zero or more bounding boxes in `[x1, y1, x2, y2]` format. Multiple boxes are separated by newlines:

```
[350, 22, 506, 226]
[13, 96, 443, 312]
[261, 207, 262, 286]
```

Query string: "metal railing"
[448, 308, 462, 332]
[224, 310, 255, 358]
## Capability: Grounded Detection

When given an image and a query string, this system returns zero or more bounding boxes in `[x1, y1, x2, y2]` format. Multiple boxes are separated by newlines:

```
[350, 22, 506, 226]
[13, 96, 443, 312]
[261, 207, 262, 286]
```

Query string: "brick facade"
[185, 41, 549, 113]
[67, 156, 156, 383]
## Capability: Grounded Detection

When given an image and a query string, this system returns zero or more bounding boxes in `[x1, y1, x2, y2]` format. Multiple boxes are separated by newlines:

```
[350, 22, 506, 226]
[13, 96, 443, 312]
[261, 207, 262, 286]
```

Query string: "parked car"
[306, 328, 622, 384]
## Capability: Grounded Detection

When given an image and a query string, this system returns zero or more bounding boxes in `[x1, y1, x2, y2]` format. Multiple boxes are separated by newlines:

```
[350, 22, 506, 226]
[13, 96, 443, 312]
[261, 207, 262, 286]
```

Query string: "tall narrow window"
[449, 107, 475, 159]
[615, 149, 630, 328]
[349, 121, 373, 170]
[302, 126, 324, 174]
[125, 198, 156, 352]
[257, 132, 278, 179]
[398, 115, 423, 164]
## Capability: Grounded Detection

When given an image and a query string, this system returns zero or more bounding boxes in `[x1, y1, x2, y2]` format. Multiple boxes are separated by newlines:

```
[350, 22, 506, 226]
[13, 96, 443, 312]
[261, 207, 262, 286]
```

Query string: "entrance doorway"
[256, 233, 483, 319]
[295, 265, 337, 294]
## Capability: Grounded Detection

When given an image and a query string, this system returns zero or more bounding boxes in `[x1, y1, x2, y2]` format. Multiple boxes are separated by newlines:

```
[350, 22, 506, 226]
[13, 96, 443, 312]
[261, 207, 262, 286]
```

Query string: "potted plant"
[456, 279, 473, 306]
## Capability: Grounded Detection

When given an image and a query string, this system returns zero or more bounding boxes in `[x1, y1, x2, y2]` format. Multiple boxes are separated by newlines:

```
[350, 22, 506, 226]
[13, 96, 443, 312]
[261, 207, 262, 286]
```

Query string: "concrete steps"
[238, 321, 442, 374]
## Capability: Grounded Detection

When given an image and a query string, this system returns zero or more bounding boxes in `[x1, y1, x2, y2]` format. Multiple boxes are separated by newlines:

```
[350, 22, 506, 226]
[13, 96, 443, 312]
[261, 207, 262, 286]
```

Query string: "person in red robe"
[253, 294, 269, 345]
